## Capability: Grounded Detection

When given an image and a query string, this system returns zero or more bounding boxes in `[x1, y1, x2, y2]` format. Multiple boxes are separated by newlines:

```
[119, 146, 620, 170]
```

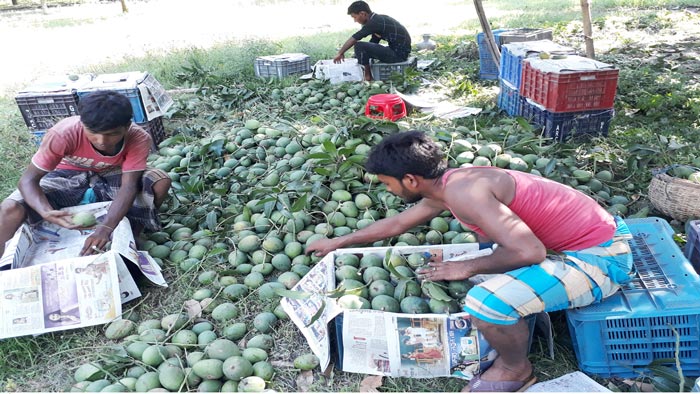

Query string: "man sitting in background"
[334, 1, 411, 81]
[0, 90, 171, 258]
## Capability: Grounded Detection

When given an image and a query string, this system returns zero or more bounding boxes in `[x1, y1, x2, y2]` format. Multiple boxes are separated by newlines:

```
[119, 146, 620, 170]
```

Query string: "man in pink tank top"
[307, 131, 633, 392]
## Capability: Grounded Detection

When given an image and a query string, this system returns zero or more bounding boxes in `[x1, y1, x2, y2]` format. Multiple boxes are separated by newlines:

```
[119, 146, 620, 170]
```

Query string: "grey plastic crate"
[254, 53, 311, 79]
[370, 56, 417, 81]
[498, 28, 553, 46]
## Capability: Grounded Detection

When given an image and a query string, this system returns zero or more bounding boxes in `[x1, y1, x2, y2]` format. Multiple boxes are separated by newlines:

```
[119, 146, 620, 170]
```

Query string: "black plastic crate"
[370, 56, 417, 81]
[137, 117, 166, 152]
[521, 97, 614, 141]
[15, 92, 80, 131]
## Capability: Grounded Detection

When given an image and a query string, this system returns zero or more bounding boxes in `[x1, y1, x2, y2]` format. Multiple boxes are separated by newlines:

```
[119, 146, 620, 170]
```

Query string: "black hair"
[78, 90, 133, 133]
[365, 131, 447, 180]
[348, 1, 371, 14]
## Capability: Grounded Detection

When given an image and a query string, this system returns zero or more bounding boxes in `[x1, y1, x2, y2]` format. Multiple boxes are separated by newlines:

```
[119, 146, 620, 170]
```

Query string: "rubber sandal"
[465, 373, 537, 392]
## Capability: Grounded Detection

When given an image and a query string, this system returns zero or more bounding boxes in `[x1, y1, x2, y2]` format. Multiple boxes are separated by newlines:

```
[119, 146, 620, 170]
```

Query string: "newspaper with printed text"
[0, 202, 167, 339]
[281, 244, 496, 378]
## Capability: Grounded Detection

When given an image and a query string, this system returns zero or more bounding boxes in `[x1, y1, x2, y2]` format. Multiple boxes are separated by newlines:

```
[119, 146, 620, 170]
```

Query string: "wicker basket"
[648, 166, 700, 222]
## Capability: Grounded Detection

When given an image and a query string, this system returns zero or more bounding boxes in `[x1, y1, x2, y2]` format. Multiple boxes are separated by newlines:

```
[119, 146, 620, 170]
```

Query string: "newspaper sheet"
[0, 202, 167, 306]
[0, 251, 122, 339]
[281, 243, 495, 375]
[137, 73, 174, 121]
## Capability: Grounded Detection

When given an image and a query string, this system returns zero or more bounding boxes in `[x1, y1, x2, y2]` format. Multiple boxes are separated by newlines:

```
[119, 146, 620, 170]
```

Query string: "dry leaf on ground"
[296, 370, 314, 392]
[359, 375, 383, 392]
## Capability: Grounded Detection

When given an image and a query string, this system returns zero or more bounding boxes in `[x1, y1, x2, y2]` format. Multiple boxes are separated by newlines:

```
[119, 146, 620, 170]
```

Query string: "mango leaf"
[291, 193, 309, 212]
[374, 123, 400, 133]
[314, 167, 333, 176]
[208, 247, 227, 257]
[305, 299, 326, 328]
[383, 250, 410, 281]
[322, 140, 338, 156]
[422, 281, 454, 301]
[208, 138, 226, 155]
[274, 289, 312, 299]
[307, 152, 332, 160]
[544, 158, 557, 177]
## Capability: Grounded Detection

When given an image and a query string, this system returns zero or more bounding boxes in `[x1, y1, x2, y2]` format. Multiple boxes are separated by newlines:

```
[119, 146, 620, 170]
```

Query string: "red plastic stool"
[365, 94, 407, 121]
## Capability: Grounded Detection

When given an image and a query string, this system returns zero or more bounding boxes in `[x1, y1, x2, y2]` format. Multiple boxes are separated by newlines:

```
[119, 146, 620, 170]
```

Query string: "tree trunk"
[11, 0, 18, 5]
[473, 0, 500, 70]
[40, 0, 47, 13]
[120, 0, 128, 13]
[580, 0, 595, 59]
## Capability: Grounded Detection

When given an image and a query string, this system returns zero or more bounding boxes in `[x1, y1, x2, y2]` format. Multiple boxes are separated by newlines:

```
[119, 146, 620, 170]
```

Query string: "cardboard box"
[0, 202, 167, 339]
[312, 59, 364, 84]
[281, 243, 498, 379]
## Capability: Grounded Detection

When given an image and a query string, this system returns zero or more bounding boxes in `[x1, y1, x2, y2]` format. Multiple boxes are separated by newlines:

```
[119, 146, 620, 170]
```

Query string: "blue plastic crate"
[30, 130, 46, 147]
[567, 217, 700, 378]
[497, 79, 521, 116]
[77, 72, 149, 123]
[686, 220, 700, 274]
[520, 97, 613, 141]
[499, 40, 576, 88]
[477, 29, 511, 80]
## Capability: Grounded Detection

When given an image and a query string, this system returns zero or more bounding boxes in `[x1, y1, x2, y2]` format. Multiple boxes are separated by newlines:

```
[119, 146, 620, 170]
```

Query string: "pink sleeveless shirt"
[443, 167, 615, 252]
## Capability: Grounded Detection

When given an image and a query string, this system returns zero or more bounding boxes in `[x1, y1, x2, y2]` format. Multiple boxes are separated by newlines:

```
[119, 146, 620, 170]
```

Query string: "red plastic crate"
[520, 55, 619, 112]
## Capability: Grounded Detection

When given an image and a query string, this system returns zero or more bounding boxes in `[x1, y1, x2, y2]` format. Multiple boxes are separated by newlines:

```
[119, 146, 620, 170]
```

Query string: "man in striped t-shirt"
[334, 1, 411, 81]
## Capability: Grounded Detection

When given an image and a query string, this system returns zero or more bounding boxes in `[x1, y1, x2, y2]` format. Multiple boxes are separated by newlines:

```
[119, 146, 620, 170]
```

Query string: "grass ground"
[0, 0, 698, 392]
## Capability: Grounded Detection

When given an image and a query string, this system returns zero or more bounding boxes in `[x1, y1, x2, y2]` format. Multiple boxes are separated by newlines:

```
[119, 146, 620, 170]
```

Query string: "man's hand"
[80, 226, 112, 256]
[42, 210, 80, 229]
[333, 53, 345, 64]
[416, 260, 473, 282]
[306, 238, 341, 257]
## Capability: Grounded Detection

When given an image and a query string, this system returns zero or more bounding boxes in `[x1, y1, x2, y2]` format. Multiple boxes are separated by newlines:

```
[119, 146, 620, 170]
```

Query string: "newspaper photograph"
[0, 251, 122, 339]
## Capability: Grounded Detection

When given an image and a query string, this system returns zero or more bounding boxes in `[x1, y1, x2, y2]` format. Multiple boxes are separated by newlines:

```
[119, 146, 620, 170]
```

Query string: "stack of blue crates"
[476, 28, 511, 80]
[496, 40, 575, 117]
[567, 217, 700, 378]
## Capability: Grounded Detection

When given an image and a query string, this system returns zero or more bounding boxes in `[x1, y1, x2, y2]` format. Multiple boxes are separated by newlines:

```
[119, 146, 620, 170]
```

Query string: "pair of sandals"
[464, 371, 537, 392]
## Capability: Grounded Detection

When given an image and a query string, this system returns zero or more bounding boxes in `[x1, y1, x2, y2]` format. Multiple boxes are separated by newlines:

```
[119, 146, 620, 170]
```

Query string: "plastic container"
[77, 72, 149, 123]
[499, 40, 576, 88]
[477, 28, 511, 80]
[136, 117, 165, 152]
[520, 55, 619, 112]
[497, 79, 521, 117]
[498, 28, 553, 46]
[254, 53, 311, 79]
[685, 220, 700, 273]
[566, 217, 700, 378]
[15, 74, 94, 131]
[370, 56, 417, 81]
[520, 97, 613, 141]
[30, 130, 46, 147]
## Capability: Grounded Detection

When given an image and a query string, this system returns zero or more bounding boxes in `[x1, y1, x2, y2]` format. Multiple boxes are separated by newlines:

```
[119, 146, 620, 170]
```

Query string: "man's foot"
[463, 373, 536, 392]
[462, 359, 535, 392]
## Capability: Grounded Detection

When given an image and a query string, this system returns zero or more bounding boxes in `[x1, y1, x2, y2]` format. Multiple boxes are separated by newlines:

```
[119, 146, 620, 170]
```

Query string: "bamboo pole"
[580, 0, 595, 58]
[473, 0, 500, 70]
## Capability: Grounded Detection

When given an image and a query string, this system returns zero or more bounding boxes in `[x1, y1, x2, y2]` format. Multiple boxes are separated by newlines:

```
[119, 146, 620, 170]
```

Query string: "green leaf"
[274, 289, 312, 299]
[322, 140, 338, 156]
[544, 158, 557, 176]
[307, 152, 332, 160]
[291, 193, 309, 212]
[306, 299, 326, 328]
[314, 167, 333, 176]
[422, 281, 454, 301]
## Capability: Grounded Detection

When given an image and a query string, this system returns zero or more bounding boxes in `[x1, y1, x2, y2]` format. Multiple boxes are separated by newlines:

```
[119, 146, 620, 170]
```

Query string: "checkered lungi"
[463, 216, 633, 325]
[6, 168, 169, 232]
